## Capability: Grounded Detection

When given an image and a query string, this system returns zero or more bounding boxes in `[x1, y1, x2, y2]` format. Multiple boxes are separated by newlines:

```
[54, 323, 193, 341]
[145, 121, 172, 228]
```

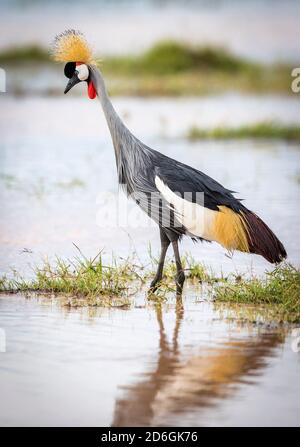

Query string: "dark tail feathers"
[243, 211, 287, 264]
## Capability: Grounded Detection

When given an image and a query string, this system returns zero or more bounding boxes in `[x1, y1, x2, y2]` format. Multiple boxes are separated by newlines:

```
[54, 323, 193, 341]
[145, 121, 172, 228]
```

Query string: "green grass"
[0, 41, 293, 95]
[1, 249, 299, 322]
[104, 69, 291, 96]
[147, 255, 214, 299]
[103, 42, 290, 95]
[104, 41, 256, 75]
[147, 248, 217, 282]
[214, 264, 300, 323]
[0, 249, 143, 307]
[187, 122, 300, 141]
[55, 178, 85, 189]
[0, 45, 49, 63]
[0, 41, 253, 73]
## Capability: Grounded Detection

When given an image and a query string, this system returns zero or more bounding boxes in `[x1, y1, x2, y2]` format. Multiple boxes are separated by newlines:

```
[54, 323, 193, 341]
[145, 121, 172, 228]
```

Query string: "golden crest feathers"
[51, 29, 94, 64]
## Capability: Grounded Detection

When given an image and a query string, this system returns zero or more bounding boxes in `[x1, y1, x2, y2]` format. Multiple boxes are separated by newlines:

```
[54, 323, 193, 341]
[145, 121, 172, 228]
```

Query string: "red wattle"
[88, 81, 97, 99]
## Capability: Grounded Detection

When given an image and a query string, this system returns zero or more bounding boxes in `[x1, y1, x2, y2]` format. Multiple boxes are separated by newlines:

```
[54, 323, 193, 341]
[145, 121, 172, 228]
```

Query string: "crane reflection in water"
[111, 299, 283, 427]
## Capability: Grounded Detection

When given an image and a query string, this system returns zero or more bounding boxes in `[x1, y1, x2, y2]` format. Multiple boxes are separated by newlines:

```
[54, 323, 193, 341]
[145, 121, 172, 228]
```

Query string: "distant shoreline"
[0, 41, 295, 97]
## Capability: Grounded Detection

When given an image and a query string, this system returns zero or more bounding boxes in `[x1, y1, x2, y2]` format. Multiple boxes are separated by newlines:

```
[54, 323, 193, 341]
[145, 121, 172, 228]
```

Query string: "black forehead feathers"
[64, 62, 76, 79]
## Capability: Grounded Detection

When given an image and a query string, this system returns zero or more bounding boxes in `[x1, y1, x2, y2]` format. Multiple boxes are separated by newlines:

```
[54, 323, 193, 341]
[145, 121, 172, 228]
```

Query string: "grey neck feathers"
[90, 66, 135, 167]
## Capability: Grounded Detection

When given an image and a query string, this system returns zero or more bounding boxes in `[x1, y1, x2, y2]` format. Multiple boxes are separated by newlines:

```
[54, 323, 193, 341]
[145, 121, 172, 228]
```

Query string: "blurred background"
[0, 0, 300, 276]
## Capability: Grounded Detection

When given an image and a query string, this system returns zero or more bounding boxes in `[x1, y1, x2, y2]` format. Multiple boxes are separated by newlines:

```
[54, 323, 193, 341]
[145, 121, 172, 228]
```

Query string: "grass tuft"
[105, 41, 254, 75]
[214, 264, 300, 323]
[0, 249, 143, 307]
[0, 45, 49, 63]
[187, 122, 300, 141]
[1, 249, 299, 322]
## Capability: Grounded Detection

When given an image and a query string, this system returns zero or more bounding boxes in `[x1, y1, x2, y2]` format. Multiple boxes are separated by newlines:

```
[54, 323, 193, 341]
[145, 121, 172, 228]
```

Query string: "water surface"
[0, 94, 299, 276]
[0, 93, 299, 426]
[0, 292, 299, 427]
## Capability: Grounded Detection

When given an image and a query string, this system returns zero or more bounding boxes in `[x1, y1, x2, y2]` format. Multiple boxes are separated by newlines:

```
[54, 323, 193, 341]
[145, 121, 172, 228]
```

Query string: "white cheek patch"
[76, 64, 89, 81]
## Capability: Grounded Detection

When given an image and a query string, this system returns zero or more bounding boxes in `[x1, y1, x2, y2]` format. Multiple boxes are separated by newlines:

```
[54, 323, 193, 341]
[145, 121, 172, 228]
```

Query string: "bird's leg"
[172, 239, 185, 296]
[149, 229, 170, 293]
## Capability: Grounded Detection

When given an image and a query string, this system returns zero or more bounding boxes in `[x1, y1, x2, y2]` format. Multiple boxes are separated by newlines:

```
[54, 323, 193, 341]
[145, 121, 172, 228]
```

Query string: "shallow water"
[0, 292, 299, 427]
[0, 93, 300, 426]
[0, 94, 299, 276]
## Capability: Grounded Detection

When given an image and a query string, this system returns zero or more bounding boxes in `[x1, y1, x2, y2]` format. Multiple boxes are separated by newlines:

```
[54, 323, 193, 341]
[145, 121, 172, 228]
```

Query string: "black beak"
[64, 73, 80, 94]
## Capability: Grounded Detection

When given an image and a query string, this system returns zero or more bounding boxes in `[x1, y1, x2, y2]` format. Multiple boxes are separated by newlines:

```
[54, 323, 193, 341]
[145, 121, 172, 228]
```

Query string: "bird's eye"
[76, 64, 89, 81]
[64, 62, 76, 79]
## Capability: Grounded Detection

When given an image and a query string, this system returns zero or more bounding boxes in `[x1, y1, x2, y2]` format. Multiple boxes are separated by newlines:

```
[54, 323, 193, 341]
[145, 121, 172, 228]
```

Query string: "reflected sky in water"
[0, 292, 299, 426]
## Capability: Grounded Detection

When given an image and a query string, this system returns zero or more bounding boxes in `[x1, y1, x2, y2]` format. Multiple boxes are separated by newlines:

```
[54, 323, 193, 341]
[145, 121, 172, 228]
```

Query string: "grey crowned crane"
[52, 30, 287, 295]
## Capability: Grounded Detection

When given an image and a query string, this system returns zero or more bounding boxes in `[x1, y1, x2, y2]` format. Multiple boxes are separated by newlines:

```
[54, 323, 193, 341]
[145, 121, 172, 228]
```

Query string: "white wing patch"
[155, 175, 217, 240]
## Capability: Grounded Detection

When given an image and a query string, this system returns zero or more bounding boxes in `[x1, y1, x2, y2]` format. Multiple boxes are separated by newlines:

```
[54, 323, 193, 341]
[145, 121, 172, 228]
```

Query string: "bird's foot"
[148, 277, 162, 296]
[175, 270, 185, 296]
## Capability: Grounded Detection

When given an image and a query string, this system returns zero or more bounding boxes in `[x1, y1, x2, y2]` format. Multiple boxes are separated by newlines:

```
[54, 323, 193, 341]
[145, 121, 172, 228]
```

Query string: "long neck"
[90, 66, 134, 164]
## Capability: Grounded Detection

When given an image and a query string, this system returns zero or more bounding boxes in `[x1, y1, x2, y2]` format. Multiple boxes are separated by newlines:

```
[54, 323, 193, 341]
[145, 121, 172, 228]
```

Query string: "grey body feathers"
[91, 66, 245, 239]
[89, 65, 286, 265]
